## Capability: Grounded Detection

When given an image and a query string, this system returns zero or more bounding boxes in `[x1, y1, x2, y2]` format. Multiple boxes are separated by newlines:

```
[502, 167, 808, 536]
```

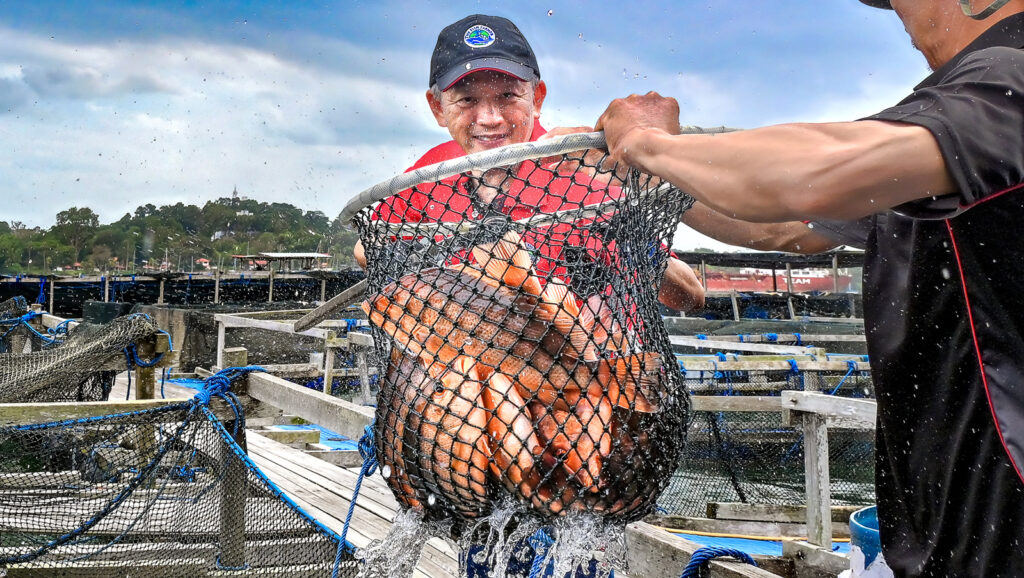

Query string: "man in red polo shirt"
[355, 14, 703, 312]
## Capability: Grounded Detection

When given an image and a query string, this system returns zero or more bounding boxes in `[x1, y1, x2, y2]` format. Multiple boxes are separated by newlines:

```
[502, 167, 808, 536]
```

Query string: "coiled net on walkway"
[0, 368, 359, 577]
[0, 313, 161, 403]
[342, 132, 694, 527]
[0, 296, 29, 321]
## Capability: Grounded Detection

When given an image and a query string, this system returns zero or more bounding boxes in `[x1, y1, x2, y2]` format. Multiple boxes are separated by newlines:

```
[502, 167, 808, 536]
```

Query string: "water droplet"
[1008, 89, 1014, 97]
[381, 465, 392, 478]
[941, 268, 951, 280]
[427, 494, 437, 506]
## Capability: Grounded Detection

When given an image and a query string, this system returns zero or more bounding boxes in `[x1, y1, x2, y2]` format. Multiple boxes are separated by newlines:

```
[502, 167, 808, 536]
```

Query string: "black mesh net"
[0, 373, 359, 577]
[0, 314, 161, 404]
[348, 134, 694, 528]
[660, 365, 875, 516]
[0, 296, 28, 321]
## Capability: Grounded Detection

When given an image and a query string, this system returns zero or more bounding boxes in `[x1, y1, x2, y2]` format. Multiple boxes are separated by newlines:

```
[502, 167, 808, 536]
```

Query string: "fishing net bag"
[341, 132, 695, 527]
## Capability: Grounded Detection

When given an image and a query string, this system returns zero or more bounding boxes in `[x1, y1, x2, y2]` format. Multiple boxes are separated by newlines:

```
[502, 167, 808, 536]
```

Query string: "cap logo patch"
[464, 25, 495, 48]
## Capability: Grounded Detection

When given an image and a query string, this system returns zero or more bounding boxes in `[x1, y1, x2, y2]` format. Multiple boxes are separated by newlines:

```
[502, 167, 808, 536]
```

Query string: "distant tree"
[53, 207, 99, 260]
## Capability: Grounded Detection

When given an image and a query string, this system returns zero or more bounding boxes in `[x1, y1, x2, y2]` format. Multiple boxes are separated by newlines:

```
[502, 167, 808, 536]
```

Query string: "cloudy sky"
[0, 1, 928, 250]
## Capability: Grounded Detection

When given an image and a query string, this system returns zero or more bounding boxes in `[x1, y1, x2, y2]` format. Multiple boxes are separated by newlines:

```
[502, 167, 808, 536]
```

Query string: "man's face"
[427, 70, 547, 155]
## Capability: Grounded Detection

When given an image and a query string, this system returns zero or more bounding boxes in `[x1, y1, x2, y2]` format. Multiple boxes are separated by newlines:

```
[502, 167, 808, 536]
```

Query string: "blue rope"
[680, 546, 757, 578]
[826, 361, 859, 396]
[527, 529, 555, 578]
[793, 332, 802, 346]
[338, 424, 378, 548]
[36, 278, 46, 305]
[764, 333, 778, 342]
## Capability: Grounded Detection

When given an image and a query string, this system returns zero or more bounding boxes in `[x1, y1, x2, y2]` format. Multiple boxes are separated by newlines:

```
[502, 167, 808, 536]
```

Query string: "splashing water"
[361, 500, 627, 578]
[540, 514, 626, 578]
[356, 509, 452, 578]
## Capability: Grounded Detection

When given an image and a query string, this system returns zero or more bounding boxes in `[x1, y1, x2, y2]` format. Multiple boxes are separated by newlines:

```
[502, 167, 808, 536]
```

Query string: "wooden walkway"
[247, 431, 461, 578]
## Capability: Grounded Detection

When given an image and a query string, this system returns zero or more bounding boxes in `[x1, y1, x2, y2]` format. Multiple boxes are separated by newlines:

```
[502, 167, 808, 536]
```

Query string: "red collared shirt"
[371, 120, 624, 279]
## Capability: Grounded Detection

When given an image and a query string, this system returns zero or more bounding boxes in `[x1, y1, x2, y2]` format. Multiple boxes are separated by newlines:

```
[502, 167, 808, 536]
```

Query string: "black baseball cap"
[859, 0, 892, 8]
[429, 14, 541, 91]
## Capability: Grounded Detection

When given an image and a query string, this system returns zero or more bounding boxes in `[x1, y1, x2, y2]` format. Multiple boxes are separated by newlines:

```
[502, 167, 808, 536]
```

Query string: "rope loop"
[787, 359, 800, 374]
[357, 424, 378, 477]
[527, 528, 555, 578]
[193, 366, 267, 407]
[340, 420, 379, 547]
[764, 332, 778, 342]
[680, 546, 757, 578]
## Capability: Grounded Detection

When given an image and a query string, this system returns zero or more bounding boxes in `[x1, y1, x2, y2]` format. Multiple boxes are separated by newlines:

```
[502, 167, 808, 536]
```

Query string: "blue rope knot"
[193, 366, 267, 407]
[787, 359, 800, 374]
[680, 546, 757, 578]
[695, 334, 707, 340]
[793, 332, 802, 345]
[764, 332, 778, 342]
[357, 424, 378, 476]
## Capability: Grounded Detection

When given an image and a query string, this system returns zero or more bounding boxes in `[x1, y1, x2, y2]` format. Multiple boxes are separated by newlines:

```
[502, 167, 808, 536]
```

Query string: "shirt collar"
[916, 12, 1024, 90]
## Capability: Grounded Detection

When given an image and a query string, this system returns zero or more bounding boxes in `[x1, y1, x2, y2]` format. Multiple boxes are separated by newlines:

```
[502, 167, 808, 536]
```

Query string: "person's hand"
[595, 92, 681, 165]
[536, 125, 614, 180]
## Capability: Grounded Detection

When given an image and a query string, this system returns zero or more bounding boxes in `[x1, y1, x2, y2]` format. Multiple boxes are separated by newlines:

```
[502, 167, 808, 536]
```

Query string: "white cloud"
[0, 25, 446, 228]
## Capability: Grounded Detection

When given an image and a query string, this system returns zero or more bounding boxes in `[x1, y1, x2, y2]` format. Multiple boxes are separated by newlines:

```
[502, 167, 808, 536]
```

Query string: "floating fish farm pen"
[1, 131, 878, 577]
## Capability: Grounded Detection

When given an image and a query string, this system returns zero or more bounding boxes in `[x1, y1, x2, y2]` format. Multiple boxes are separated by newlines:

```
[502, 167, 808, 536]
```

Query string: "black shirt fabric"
[861, 13, 1024, 577]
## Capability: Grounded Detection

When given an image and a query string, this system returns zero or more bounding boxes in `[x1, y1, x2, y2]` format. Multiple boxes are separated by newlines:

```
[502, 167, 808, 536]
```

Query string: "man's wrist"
[618, 126, 667, 170]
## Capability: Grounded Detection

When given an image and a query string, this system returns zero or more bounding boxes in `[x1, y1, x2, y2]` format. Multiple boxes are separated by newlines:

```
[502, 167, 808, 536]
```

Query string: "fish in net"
[343, 132, 695, 532]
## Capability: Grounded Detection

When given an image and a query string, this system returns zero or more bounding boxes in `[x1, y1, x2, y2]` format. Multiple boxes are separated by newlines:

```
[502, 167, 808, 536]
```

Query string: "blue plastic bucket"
[849, 505, 881, 568]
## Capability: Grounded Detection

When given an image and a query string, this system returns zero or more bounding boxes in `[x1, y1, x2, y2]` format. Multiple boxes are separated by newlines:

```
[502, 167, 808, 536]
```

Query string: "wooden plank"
[672, 335, 812, 355]
[625, 522, 783, 578]
[292, 279, 368, 332]
[39, 314, 79, 331]
[677, 359, 871, 372]
[782, 541, 850, 577]
[0, 398, 237, 427]
[212, 313, 331, 339]
[0, 471, 81, 489]
[803, 413, 832, 549]
[5, 558, 210, 578]
[257, 428, 321, 445]
[256, 363, 323, 379]
[247, 433, 400, 520]
[707, 503, 860, 524]
[782, 391, 876, 428]
[644, 515, 850, 540]
[690, 396, 784, 413]
[698, 334, 865, 344]
[247, 432, 459, 577]
[247, 372, 374, 442]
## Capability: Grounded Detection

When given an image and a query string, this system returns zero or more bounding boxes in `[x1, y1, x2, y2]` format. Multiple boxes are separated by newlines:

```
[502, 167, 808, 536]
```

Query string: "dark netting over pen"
[0, 313, 162, 404]
[659, 363, 876, 517]
[343, 133, 694, 527]
[0, 296, 29, 321]
[0, 368, 359, 577]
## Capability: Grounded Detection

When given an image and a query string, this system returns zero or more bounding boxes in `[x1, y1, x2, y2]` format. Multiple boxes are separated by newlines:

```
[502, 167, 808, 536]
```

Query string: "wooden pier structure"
[0, 306, 875, 577]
